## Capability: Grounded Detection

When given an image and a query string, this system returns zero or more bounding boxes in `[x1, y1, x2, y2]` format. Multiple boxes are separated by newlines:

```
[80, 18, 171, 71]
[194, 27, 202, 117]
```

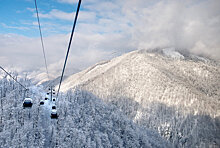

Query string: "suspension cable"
[56, 0, 82, 99]
[34, 0, 50, 80]
[0, 66, 27, 90]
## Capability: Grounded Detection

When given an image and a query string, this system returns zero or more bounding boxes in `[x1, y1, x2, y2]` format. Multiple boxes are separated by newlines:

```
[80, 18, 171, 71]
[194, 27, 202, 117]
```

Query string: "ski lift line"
[56, 0, 82, 99]
[34, 0, 50, 80]
[0, 66, 28, 90]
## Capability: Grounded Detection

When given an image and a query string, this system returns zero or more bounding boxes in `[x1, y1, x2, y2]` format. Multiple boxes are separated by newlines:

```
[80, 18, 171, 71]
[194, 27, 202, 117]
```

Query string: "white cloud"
[27, 7, 35, 12]
[35, 9, 96, 22]
[37, 9, 74, 21]
[57, 0, 96, 4]
[120, 0, 220, 59]
[1, 23, 30, 30]
[57, 0, 76, 4]
[1, 0, 220, 78]
[0, 32, 129, 77]
[80, 0, 220, 59]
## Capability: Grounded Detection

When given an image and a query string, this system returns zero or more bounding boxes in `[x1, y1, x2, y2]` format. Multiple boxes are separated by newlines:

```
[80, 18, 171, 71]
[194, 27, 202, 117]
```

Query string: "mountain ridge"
[57, 48, 220, 147]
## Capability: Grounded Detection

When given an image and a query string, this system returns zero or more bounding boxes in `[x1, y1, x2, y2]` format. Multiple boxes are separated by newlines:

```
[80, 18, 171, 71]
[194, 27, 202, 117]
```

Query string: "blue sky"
[0, 0, 83, 36]
[0, 0, 219, 79]
[0, 0, 125, 37]
[0, 0, 133, 76]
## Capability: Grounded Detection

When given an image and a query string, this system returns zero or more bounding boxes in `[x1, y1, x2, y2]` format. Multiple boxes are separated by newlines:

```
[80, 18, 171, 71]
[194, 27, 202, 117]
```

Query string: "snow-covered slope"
[0, 72, 169, 147]
[59, 48, 220, 147]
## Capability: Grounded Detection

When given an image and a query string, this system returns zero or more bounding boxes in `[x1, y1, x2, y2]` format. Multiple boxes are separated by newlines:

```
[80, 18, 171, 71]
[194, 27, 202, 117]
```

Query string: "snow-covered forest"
[0, 70, 169, 147]
[0, 49, 219, 147]
[58, 49, 220, 147]
[1, 0, 220, 147]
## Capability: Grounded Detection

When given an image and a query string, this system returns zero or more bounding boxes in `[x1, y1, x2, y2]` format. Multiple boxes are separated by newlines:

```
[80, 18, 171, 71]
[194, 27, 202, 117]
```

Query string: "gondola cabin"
[52, 97, 56, 102]
[45, 94, 50, 100]
[51, 109, 58, 119]
[23, 98, 33, 107]
[52, 105, 56, 109]
[40, 100, 44, 105]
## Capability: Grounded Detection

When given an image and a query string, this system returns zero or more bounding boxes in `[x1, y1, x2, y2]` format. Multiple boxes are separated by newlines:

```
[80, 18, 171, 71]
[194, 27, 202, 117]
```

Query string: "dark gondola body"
[40, 101, 44, 105]
[23, 98, 33, 108]
[51, 111, 58, 119]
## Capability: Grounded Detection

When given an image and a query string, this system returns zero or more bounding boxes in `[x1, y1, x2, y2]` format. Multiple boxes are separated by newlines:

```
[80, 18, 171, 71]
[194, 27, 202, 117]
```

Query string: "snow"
[190, 55, 210, 63]
[1, 48, 219, 147]
[162, 48, 185, 60]
[58, 49, 220, 147]
[23, 98, 32, 102]
[51, 109, 57, 114]
[0, 72, 170, 147]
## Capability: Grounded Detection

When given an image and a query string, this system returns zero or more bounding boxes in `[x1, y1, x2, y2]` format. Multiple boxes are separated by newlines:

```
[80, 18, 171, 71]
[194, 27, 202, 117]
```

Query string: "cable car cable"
[0, 66, 27, 91]
[56, 0, 82, 99]
[34, 0, 50, 80]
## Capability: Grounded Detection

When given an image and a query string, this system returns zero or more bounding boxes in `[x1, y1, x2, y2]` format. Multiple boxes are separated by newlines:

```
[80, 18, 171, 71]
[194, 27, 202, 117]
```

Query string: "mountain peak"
[57, 49, 220, 147]
[161, 47, 185, 60]
[144, 47, 214, 64]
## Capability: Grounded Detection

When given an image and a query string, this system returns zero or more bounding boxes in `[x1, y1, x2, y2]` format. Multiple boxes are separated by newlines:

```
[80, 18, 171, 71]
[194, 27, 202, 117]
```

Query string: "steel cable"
[34, 0, 50, 80]
[56, 0, 82, 99]
[0, 66, 27, 90]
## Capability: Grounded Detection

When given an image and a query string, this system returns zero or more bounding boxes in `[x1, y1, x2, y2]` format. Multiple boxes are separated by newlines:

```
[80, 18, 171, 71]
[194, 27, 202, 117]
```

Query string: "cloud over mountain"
[1, 0, 219, 75]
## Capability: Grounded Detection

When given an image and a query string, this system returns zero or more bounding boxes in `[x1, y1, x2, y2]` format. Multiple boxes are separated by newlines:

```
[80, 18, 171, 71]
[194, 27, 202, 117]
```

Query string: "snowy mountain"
[58, 48, 220, 147]
[27, 67, 80, 86]
[0, 64, 169, 147]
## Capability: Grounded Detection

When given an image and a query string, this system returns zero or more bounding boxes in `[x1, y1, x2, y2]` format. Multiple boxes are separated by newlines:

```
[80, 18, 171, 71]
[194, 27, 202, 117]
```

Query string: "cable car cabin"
[52, 97, 56, 102]
[51, 109, 58, 119]
[53, 92, 55, 95]
[49, 88, 51, 91]
[40, 100, 44, 105]
[45, 94, 50, 100]
[23, 98, 33, 108]
[52, 105, 56, 109]
[53, 89, 55, 91]
[47, 92, 49, 95]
